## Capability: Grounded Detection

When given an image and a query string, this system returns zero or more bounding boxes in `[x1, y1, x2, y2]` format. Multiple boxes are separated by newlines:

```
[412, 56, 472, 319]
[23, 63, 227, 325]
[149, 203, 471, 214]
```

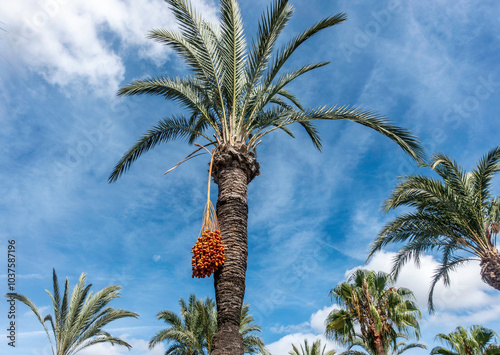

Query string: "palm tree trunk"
[480, 249, 500, 291]
[373, 335, 385, 355]
[211, 144, 259, 355]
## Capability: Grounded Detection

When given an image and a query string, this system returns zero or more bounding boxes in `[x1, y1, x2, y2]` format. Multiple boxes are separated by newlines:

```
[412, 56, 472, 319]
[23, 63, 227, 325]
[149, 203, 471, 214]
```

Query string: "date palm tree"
[326, 269, 421, 355]
[108, 0, 424, 352]
[6, 269, 138, 355]
[289, 339, 336, 355]
[431, 325, 500, 355]
[149, 294, 268, 354]
[368, 147, 500, 310]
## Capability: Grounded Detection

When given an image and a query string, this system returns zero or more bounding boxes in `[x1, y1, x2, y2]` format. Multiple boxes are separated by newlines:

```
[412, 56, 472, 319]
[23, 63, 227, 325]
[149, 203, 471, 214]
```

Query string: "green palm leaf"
[6, 269, 137, 355]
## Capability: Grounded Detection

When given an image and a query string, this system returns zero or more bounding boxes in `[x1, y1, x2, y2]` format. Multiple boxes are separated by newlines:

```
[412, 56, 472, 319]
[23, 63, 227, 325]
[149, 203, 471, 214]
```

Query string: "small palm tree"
[6, 269, 138, 355]
[368, 147, 500, 310]
[109, 0, 424, 352]
[149, 294, 211, 354]
[431, 325, 500, 355]
[326, 269, 421, 355]
[149, 294, 268, 354]
[289, 339, 336, 355]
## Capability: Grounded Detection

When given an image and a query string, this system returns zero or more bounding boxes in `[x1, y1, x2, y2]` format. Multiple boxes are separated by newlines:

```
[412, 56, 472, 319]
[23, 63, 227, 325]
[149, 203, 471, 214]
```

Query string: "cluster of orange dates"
[191, 228, 225, 278]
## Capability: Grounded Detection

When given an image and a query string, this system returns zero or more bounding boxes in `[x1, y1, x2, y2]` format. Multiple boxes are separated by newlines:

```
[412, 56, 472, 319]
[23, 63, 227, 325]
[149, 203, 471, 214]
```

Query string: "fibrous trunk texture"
[480, 248, 500, 291]
[211, 144, 259, 355]
[373, 335, 385, 355]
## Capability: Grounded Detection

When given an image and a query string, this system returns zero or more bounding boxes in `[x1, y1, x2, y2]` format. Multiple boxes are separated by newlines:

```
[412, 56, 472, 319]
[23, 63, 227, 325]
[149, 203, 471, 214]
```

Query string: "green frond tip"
[108, 116, 211, 183]
[318, 106, 426, 162]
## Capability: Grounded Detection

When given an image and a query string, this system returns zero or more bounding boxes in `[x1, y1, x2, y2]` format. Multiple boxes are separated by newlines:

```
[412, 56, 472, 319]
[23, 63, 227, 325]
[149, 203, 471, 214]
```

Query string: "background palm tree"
[289, 339, 336, 355]
[240, 304, 270, 355]
[150, 294, 211, 355]
[108, 0, 424, 352]
[6, 269, 138, 355]
[339, 334, 426, 355]
[149, 294, 268, 354]
[431, 325, 500, 355]
[368, 147, 500, 310]
[325, 269, 421, 355]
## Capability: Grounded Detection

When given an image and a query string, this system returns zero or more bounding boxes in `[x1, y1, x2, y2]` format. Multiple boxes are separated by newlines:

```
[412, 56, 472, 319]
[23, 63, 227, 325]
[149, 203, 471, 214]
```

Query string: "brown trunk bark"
[211, 144, 259, 355]
[480, 248, 500, 291]
[373, 335, 385, 355]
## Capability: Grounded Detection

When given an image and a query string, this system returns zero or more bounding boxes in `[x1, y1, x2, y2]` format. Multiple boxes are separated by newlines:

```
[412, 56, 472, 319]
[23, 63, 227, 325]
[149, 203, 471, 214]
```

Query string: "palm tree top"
[149, 294, 268, 354]
[289, 339, 336, 355]
[108, 0, 424, 183]
[6, 269, 138, 355]
[368, 146, 500, 311]
[326, 269, 422, 355]
[431, 325, 500, 355]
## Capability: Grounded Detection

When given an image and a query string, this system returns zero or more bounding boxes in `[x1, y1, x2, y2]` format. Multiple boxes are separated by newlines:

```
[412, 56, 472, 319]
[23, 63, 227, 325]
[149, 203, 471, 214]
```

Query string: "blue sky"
[1, 0, 500, 354]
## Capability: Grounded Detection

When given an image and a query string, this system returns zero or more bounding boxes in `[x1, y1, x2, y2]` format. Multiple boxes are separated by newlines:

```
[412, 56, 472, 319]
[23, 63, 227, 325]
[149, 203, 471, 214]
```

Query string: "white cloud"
[310, 305, 338, 334]
[363, 251, 499, 312]
[0, 0, 218, 97]
[424, 304, 500, 335]
[152, 254, 161, 262]
[267, 305, 341, 354]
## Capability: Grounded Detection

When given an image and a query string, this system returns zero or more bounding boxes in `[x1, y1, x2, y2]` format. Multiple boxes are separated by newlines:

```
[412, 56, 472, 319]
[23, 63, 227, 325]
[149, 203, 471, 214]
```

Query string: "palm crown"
[326, 269, 422, 355]
[368, 147, 500, 310]
[289, 339, 336, 355]
[108, 0, 424, 183]
[6, 269, 138, 355]
[149, 294, 268, 354]
[431, 325, 500, 355]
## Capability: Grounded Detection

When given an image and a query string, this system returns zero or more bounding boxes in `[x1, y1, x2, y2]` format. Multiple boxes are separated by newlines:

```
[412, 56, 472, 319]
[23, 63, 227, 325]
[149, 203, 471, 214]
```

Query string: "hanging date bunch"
[191, 149, 225, 278]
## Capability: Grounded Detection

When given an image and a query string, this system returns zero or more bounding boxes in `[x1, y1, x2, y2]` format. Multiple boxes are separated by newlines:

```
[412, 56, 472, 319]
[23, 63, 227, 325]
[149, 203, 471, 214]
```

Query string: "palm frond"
[427, 257, 473, 312]
[108, 116, 212, 183]
[263, 13, 347, 89]
[118, 76, 220, 134]
[219, 0, 247, 126]
[249, 106, 424, 161]
[243, 0, 293, 110]
[246, 61, 330, 129]
[6, 292, 55, 353]
[470, 146, 500, 215]
[7, 270, 135, 355]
